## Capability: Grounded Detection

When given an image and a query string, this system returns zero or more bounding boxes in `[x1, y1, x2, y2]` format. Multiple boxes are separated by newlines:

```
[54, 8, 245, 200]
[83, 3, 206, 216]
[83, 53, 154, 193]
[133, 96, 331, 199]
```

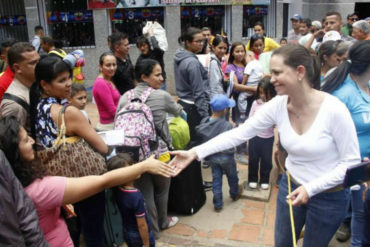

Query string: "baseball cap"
[365, 17, 370, 21]
[312, 20, 322, 29]
[210, 94, 235, 111]
[323, 31, 341, 43]
[290, 14, 302, 21]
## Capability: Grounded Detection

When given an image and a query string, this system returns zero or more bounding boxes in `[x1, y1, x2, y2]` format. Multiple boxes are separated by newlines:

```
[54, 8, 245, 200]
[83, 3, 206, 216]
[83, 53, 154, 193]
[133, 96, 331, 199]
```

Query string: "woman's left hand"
[143, 155, 173, 178]
[286, 185, 309, 206]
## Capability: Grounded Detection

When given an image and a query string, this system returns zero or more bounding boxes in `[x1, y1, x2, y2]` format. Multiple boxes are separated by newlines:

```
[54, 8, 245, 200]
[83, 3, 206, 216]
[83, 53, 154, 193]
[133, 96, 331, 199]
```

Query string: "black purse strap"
[2, 93, 30, 112]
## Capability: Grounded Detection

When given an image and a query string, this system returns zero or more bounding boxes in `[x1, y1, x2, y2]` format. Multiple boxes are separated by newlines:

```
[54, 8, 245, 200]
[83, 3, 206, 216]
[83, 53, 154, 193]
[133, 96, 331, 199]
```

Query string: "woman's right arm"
[170, 96, 280, 175]
[62, 156, 173, 205]
[64, 106, 108, 154]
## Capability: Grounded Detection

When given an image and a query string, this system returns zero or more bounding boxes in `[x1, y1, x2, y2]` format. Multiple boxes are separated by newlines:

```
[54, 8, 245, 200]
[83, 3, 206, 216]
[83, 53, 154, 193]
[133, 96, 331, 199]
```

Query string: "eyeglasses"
[350, 18, 359, 21]
[192, 39, 205, 44]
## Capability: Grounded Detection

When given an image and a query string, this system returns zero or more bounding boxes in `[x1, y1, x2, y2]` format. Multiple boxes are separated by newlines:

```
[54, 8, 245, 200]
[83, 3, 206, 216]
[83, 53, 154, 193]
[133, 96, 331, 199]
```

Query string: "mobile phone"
[343, 160, 370, 188]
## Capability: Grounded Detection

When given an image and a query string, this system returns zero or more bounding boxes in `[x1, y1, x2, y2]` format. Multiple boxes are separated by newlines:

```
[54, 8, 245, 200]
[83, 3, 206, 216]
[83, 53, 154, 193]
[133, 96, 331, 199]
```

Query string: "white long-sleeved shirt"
[194, 94, 361, 197]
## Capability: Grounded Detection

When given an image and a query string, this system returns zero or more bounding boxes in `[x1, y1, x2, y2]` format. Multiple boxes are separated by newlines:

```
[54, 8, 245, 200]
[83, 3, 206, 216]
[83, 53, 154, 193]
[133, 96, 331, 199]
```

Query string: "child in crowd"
[225, 42, 248, 164]
[195, 94, 243, 212]
[239, 51, 263, 121]
[107, 153, 155, 247]
[280, 38, 288, 45]
[68, 83, 89, 121]
[248, 78, 276, 190]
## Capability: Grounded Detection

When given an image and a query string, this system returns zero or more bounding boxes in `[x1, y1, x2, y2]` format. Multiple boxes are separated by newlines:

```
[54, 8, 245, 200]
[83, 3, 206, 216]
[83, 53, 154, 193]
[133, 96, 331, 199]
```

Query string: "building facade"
[0, 0, 369, 94]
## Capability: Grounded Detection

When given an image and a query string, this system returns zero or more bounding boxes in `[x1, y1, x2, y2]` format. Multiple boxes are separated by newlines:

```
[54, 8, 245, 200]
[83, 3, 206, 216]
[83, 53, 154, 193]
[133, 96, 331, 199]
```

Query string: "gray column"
[276, 0, 284, 39]
[93, 9, 109, 49]
[163, 6, 181, 95]
[24, 0, 40, 40]
[231, 5, 243, 43]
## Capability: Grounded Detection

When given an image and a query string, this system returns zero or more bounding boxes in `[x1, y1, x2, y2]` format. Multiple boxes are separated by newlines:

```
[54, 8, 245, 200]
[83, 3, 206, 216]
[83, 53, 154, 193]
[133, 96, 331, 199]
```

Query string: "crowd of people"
[0, 9, 369, 247]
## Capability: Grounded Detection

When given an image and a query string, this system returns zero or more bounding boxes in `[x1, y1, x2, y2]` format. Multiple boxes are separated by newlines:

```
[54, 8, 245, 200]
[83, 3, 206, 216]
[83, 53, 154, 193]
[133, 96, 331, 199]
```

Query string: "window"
[0, 0, 28, 41]
[110, 8, 165, 44]
[181, 6, 225, 35]
[46, 0, 95, 48]
[242, 5, 268, 38]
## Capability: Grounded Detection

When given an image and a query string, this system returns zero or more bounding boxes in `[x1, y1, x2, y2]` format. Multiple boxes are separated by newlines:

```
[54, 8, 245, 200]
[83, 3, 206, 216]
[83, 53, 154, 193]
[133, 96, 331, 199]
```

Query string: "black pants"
[248, 136, 274, 184]
[73, 191, 106, 247]
[178, 100, 203, 144]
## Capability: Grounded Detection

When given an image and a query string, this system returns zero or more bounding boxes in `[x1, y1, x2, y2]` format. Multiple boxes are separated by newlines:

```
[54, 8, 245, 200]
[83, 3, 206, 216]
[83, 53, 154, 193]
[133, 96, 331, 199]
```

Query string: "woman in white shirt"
[170, 44, 361, 247]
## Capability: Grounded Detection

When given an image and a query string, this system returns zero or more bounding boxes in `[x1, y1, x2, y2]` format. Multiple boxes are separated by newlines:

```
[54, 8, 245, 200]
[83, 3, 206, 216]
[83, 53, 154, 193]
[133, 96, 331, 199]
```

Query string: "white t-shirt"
[244, 60, 263, 97]
[299, 33, 318, 50]
[244, 60, 263, 84]
[194, 94, 361, 197]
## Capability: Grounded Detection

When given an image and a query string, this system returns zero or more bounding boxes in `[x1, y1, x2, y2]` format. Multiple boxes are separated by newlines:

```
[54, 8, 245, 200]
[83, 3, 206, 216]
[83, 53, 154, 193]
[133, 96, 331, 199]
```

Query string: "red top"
[0, 67, 15, 103]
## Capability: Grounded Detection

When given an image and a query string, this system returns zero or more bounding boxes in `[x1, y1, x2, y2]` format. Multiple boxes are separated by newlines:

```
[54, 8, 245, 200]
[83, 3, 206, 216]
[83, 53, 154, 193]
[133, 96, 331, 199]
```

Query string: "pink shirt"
[25, 176, 73, 247]
[93, 77, 121, 124]
[249, 99, 274, 138]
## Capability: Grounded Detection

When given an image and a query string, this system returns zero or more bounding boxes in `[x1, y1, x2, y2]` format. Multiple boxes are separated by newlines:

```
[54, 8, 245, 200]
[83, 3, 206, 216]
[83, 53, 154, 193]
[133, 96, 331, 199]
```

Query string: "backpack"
[114, 87, 157, 162]
[169, 116, 190, 150]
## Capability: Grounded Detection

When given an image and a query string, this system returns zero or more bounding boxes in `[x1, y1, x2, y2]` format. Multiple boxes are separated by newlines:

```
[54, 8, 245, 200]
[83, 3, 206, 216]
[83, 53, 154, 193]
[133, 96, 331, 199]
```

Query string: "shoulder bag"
[36, 105, 107, 177]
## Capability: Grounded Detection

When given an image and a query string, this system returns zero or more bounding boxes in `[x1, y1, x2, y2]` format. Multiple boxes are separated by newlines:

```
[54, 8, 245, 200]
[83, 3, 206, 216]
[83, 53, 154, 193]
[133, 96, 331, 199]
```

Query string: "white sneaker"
[261, 183, 269, 190]
[167, 216, 179, 228]
[249, 182, 257, 189]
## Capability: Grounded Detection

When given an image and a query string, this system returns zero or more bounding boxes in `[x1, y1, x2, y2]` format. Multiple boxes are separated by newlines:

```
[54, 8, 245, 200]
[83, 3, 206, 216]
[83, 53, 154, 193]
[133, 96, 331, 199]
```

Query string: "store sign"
[47, 10, 93, 24]
[88, 0, 269, 9]
[0, 15, 27, 26]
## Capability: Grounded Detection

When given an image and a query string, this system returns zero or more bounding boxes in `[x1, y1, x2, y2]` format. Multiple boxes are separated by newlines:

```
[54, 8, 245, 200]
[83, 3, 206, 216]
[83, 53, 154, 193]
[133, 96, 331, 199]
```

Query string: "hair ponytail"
[29, 82, 42, 140]
[311, 56, 321, 90]
[320, 60, 350, 93]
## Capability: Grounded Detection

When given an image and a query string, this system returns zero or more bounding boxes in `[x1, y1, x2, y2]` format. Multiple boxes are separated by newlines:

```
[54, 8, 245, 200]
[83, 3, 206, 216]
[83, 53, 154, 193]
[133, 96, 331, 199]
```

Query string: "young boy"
[195, 94, 243, 212]
[107, 153, 155, 247]
[68, 83, 89, 121]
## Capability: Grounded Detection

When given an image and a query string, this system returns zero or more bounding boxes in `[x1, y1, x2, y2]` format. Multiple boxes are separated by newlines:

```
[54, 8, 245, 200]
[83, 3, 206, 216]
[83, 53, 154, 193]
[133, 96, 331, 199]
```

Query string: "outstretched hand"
[144, 155, 173, 178]
[169, 149, 198, 176]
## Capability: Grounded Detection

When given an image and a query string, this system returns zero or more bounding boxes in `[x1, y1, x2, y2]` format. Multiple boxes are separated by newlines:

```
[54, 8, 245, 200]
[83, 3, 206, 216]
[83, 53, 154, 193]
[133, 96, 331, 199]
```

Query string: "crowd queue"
[0, 10, 369, 247]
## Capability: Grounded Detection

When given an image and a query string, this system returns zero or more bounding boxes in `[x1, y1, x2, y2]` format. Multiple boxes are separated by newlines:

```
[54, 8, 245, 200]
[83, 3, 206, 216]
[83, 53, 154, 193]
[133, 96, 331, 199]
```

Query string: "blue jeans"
[362, 190, 370, 246]
[275, 173, 350, 247]
[351, 185, 366, 247]
[123, 228, 155, 247]
[205, 154, 239, 209]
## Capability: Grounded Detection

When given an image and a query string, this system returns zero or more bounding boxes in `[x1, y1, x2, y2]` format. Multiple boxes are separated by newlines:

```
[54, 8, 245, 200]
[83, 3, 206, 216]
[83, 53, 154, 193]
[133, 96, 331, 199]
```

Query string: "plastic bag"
[143, 21, 168, 52]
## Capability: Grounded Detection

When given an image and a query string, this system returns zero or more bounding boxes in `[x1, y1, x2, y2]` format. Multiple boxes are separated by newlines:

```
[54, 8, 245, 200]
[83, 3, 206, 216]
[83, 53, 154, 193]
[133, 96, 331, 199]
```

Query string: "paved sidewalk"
[86, 103, 350, 247]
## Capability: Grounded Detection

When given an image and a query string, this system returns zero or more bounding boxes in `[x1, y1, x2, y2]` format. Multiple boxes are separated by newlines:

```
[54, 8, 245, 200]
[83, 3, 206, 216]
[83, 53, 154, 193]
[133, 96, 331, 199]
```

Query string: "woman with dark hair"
[322, 40, 370, 247]
[248, 34, 265, 60]
[208, 35, 229, 99]
[246, 22, 280, 52]
[29, 55, 109, 247]
[170, 44, 361, 247]
[174, 27, 209, 140]
[318, 40, 341, 82]
[0, 116, 172, 247]
[116, 58, 183, 239]
[225, 42, 247, 131]
[92, 52, 119, 131]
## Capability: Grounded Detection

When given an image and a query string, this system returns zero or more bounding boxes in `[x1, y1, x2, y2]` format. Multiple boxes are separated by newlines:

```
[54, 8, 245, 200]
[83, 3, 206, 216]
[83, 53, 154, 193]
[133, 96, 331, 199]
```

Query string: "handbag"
[36, 105, 107, 177]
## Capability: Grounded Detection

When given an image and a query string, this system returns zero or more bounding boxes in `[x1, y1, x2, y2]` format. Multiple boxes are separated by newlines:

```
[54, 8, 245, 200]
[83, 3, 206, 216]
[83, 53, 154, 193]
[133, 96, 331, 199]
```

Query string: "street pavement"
[85, 102, 351, 247]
